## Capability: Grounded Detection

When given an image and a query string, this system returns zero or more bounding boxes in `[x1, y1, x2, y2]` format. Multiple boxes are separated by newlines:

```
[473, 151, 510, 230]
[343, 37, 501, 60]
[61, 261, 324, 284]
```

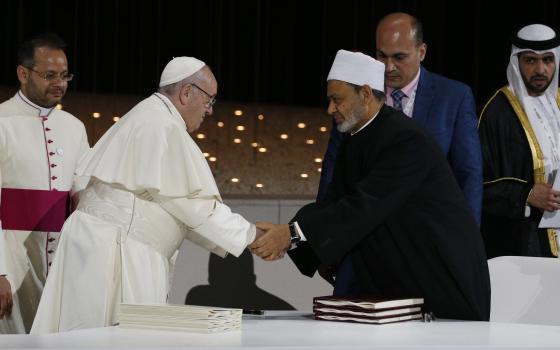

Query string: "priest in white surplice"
[0, 33, 89, 334]
[31, 57, 261, 333]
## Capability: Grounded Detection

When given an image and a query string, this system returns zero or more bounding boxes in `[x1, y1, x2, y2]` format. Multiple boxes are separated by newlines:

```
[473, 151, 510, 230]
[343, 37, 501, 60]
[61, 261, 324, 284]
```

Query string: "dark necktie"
[391, 89, 406, 111]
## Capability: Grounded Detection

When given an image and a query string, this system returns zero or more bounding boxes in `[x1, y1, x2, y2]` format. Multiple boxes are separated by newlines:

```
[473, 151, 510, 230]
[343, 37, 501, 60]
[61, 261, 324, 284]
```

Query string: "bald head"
[376, 12, 426, 89]
[377, 13, 423, 46]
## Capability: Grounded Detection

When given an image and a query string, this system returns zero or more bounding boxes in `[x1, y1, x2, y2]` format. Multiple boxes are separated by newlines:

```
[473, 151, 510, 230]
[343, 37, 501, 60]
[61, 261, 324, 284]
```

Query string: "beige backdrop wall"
[169, 199, 332, 311]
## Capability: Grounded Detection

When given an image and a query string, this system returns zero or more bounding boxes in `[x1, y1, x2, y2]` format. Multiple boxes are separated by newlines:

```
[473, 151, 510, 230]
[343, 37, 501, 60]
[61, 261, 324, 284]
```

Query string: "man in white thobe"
[31, 56, 260, 333]
[0, 33, 89, 333]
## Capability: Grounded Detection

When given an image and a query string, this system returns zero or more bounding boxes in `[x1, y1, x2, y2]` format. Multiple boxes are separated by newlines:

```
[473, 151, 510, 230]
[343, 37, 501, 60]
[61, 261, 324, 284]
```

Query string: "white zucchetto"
[327, 49, 385, 91]
[159, 56, 205, 87]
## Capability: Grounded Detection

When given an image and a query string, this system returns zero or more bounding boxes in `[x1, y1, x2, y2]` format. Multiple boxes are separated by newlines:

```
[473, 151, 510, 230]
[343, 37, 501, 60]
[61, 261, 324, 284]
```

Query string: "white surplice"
[0, 92, 89, 333]
[31, 93, 256, 333]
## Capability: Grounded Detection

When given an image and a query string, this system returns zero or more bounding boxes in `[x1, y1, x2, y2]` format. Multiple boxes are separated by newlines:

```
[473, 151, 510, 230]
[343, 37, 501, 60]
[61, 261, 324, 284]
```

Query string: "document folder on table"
[315, 312, 423, 324]
[313, 295, 424, 325]
[118, 303, 242, 333]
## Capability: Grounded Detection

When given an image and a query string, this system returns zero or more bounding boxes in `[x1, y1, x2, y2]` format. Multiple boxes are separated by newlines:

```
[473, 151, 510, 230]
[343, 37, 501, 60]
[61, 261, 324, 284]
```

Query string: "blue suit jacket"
[319, 66, 483, 224]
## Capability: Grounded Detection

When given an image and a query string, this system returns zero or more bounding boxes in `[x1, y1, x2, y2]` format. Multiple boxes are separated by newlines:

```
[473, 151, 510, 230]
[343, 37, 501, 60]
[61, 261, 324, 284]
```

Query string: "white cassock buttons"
[57, 148, 64, 156]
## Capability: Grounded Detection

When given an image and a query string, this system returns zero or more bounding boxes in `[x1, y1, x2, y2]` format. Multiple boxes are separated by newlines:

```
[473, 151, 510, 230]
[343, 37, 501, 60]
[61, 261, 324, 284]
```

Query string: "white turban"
[159, 56, 205, 87]
[327, 49, 385, 91]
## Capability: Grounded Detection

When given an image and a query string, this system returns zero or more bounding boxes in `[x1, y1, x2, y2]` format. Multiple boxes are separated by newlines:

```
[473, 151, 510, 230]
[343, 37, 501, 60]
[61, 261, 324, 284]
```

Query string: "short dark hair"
[352, 84, 386, 102]
[372, 89, 386, 102]
[17, 32, 66, 68]
[410, 16, 424, 46]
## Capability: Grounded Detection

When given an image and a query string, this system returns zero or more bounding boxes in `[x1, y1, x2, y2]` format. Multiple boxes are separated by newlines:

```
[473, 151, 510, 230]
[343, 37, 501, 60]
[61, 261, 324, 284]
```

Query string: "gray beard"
[337, 111, 361, 133]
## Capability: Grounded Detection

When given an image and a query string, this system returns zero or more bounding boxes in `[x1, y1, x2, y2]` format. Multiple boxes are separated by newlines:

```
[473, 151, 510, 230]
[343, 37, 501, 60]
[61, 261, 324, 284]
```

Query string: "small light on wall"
[196, 133, 206, 139]
[306, 139, 315, 145]
[297, 122, 306, 129]
[317, 168, 322, 172]
[203, 152, 210, 157]
[233, 138, 242, 144]
[236, 125, 245, 131]
[92, 112, 101, 118]
[231, 177, 239, 183]
[256, 183, 264, 188]
[258, 147, 267, 153]
[112, 116, 120, 122]
[280, 134, 289, 140]
[217, 121, 225, 127]
[314, 158, 322, 163]
[300, 173, 309, 178]
[209, 156, 217, 162]
[55, 104, 63, 110]
[234, 110, 243, 116]
[251, 142, 259, 148]
[257, 114, 265, 121]
[319, 126, 328, 132]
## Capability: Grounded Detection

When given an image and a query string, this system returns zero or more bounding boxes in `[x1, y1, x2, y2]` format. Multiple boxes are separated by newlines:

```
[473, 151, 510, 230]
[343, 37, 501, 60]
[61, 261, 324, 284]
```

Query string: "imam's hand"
[249, 222, 290, 261]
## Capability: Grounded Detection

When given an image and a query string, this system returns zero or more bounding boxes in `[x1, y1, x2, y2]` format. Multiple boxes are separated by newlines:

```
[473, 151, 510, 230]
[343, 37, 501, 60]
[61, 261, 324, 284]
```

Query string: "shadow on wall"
[185, 249, 295, 310]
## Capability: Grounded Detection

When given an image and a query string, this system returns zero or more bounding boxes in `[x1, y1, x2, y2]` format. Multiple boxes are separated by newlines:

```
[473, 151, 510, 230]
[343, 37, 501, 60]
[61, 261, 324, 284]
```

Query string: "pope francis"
[31, 57, 259, 333]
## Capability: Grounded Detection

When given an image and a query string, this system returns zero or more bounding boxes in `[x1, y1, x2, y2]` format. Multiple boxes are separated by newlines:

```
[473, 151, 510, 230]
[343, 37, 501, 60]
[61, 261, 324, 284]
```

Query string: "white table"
[1, 312, 559, 349]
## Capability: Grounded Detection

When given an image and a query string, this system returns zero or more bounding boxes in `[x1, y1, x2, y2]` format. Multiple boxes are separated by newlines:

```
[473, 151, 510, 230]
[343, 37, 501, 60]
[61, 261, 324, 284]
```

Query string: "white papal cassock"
[0, 92, 89, 333]
[31, 93, 256, 333]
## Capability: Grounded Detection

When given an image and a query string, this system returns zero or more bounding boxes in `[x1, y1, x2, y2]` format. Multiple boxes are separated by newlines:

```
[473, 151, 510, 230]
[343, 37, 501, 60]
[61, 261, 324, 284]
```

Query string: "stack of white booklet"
[118, 304, 242, 333]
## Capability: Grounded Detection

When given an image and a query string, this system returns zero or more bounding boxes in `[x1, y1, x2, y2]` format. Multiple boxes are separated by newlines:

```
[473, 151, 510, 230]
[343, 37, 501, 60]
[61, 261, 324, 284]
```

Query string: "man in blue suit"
[319, 12, 482, 225]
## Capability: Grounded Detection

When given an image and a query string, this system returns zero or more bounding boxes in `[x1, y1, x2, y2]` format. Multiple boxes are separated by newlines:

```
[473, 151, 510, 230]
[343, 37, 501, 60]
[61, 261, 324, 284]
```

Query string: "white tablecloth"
[1, 311, 559, 349]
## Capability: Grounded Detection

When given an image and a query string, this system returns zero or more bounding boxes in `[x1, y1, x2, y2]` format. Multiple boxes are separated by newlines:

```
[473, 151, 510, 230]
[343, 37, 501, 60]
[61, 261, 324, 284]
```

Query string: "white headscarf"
[507, 24, 560, 179]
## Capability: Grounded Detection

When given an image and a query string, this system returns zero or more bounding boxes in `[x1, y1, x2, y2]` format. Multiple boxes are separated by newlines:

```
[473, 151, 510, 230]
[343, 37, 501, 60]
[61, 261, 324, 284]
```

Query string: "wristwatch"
[288, 222, 301, 250]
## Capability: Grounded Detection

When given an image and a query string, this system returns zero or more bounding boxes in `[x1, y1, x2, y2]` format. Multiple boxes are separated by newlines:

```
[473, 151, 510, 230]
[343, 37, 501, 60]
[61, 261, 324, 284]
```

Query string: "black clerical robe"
[288, 105, 490, 321]
[478, 87, 558, 258]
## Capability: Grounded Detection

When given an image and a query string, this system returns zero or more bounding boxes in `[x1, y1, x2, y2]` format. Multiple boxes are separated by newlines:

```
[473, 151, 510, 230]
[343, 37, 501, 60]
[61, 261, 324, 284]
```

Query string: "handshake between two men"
[250, 222, 293, 261]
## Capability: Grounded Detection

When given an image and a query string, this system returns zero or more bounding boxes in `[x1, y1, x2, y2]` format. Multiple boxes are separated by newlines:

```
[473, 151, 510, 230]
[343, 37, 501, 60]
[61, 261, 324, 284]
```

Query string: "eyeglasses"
[25, 66, 74, 82]
[191, 83, 217, 108]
